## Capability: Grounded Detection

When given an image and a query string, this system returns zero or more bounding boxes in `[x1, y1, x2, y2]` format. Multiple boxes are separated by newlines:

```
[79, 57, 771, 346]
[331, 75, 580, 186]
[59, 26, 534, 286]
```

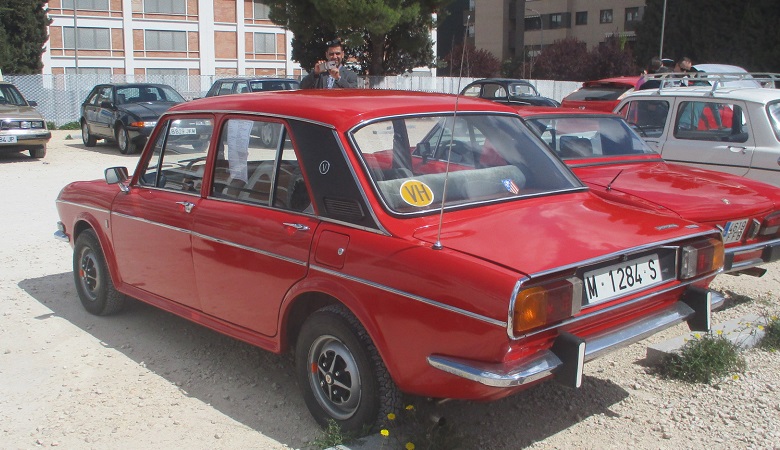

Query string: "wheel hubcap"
[118, 129, 127, 150]
[308, 335, 361, 420]
[79, 250, 99, 301]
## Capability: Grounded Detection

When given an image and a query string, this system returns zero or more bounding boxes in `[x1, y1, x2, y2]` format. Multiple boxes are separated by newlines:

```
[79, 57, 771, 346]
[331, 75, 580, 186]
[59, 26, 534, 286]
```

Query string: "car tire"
[116, 124, 136, 154]
[82, 121, 97, 147]
[260, 122, 277, 147]
[73, 229, 125, 316]
[29, 145, 46, 158]
[296, 304, 401, 433]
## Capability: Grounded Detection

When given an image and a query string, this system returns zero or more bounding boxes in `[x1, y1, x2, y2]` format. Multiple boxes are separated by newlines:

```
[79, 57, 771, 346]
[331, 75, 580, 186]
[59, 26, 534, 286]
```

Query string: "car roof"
[213, 77, 299, 83]
[99, 83, 176, 89]
[620, 85, 780, 105]
[468, 78, 534, 85]
[582, 76, 640, 87]
[169, 90, 518, 130]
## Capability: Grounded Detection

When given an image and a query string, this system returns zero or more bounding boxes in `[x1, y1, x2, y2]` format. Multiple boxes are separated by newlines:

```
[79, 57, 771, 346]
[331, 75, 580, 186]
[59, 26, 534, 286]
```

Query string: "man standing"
[300, 39, 358, 89]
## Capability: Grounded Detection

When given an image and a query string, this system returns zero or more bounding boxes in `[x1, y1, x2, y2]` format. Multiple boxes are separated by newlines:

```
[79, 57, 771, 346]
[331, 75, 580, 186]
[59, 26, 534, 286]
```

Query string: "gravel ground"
[0, 131, 778, 449]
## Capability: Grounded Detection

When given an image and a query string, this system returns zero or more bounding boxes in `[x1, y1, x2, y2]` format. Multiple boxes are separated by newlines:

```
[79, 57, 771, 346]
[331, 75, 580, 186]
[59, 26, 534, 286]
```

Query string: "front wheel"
[296, 305, 401, 433]
[73, 229, 125, 315]
[116, 124, 136, 154]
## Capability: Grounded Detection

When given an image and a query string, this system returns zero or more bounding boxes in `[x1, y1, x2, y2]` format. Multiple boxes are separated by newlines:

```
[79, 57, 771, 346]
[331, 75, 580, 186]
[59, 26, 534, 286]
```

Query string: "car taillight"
[759, 211, 780, 237]
[512, 278, 582, 335]
[680, 237, 724, 280]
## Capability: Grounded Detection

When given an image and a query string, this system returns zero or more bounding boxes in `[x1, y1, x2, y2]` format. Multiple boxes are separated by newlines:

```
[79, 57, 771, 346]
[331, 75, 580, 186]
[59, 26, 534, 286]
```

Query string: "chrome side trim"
[429, 300, 696, 388]
[311, 264, 507, 328]
[55, 199, 109, 215]
[110, 211, 191, 234]
[192, 232, 307, 266]
[724, 237, 780, 272]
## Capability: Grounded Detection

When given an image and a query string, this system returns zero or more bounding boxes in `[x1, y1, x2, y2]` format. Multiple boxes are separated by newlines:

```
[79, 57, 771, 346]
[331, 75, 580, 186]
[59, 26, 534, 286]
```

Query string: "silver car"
[0, 82, 51, 158]
[614, 73, 780, 187]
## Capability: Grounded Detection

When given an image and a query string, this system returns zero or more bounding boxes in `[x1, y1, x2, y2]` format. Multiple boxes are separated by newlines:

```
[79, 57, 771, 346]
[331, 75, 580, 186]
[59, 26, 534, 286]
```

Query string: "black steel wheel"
[73, 229, 125, 315]
[296, 305, 401, 433]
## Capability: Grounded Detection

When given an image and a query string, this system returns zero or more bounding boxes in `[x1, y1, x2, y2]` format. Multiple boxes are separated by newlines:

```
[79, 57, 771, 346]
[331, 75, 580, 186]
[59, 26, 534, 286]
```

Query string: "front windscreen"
[525, 116, 657, 159]
[350, 113, 581, 214]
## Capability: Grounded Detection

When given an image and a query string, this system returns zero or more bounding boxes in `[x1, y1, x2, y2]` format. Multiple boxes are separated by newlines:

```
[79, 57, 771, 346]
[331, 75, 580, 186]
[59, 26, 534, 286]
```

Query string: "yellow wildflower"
[716, 329, 723, 335]
[758, 325, 765, 331]
[405, 405, 415, 411]
[406, 443, 416, 450]
[732, 374, 740, 381]
[380, 429, 390, 437]
[387, 413, 396, 421]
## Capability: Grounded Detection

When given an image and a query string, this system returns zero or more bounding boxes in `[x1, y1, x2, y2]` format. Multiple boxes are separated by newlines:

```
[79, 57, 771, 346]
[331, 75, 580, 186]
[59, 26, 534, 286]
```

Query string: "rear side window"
[617, 100, 670, 138]
[674, 101, 748, 143]
[566, 85, 630, 101]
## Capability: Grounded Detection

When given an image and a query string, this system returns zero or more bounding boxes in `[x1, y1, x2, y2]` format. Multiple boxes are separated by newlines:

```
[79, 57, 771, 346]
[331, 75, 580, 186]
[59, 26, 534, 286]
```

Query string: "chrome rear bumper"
[428, 287, 715, 389]
[724, 237, 780, 275]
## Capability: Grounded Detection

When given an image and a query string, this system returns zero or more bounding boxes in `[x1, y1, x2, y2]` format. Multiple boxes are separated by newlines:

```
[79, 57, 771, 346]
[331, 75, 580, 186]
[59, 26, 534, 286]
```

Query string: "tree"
[442, 43, 500, 78]
[0, 0, 50, 74]
[267, 0, 449, 75]
[531, 37, 589, 81]
[588, 36, 639, 80]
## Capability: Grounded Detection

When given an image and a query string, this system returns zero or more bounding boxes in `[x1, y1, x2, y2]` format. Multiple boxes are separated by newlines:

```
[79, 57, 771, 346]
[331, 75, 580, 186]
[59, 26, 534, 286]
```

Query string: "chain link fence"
[4, 73, 580, 128]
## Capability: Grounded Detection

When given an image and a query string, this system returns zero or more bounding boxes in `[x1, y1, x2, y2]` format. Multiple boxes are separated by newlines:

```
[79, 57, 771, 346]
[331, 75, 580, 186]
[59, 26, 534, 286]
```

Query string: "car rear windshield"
[525, 116, 657, 159]
[565, 85, 631, 101]
[350, 113, 582, 214]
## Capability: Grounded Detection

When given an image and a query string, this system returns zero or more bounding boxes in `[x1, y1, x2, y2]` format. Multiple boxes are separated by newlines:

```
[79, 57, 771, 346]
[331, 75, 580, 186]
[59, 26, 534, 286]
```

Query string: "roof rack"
[640, 71, 780, 95]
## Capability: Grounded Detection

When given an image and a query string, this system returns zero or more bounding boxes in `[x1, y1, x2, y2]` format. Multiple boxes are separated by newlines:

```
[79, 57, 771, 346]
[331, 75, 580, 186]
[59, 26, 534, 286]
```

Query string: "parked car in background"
[693, 64, 762, 88]
[0, 81, 51, 158]
[614, 74, 780, 187]
[56, 90, 723, 433]
[517, 106, 780, 277]
[560, 76, 640, 112]
[205, 77, 300, 97]
[461, 78, 559, 107]
[80, 83, 185, 154]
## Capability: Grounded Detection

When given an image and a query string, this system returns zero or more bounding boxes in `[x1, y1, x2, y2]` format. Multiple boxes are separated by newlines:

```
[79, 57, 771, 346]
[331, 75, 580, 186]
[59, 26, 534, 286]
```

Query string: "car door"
[82, 85, 111, 138]
[191, 116, 318, 336]
[659, 99, 754, 177]
[109, 116, 215, 310]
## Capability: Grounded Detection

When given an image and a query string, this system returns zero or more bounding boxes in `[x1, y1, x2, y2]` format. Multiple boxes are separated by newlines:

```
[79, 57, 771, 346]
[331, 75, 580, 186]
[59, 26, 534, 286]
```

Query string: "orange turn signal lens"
[680, 237, 724, 279]
[513, 278, 582, 335]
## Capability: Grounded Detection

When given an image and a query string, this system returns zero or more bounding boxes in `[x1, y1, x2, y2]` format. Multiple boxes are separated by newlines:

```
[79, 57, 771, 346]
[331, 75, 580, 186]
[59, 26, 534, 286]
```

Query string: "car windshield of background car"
[526, 116, 657, 159]
[0, 85, 27, 106]
[351, 113, 581, 214]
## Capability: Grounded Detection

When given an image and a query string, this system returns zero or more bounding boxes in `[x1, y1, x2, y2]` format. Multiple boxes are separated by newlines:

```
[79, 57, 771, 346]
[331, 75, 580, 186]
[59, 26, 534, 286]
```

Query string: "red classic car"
[56, 90, 724, 433]
[516, 106, 780, 277]
[561, 76, 640, 112]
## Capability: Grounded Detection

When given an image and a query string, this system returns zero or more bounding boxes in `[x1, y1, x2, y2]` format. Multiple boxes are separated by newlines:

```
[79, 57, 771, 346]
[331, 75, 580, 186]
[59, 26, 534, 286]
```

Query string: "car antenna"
[606, 169, 623, 191]
[433, 15, 471, 250]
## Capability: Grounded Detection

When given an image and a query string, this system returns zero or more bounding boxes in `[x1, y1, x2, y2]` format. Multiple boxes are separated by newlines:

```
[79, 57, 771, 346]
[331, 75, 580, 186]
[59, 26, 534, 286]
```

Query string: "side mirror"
[28, 100, 38, 107]
[417, 141, 431, 164]
[105, 166, 129, 185]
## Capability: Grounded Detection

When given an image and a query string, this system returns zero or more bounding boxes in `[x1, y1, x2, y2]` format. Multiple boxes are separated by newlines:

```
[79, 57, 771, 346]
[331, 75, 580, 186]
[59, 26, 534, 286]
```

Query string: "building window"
[575, 11, 587, 25]
[144, 0, 186, 14]
[145, 30, 188, 52]
[625, 7, 640, 22]
[549, 13, 562, 29]
[63, 27, 111, 50]
[253, 0, 270, 19]
[62, 0, 109, 10]
[65, 67, 112, 75]
[524, 16, 542, 31]
[253, 32, 276, 54]
[600, 9, 613, 24]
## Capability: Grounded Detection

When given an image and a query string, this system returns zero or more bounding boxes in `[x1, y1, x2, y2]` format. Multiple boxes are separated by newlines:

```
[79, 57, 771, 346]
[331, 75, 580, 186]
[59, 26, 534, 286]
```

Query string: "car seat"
[559, 136, 593, 158]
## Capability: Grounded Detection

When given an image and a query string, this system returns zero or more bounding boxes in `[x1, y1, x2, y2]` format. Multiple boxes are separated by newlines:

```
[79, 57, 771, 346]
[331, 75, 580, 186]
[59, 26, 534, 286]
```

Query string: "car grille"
[1, 120, 45, 130]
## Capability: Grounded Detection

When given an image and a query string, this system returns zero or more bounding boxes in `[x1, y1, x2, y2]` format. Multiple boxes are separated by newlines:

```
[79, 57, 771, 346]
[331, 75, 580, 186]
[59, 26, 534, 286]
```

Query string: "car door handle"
[727, 146, 747, 153]
[283, 222, 310, 232]
[176, 201, 195, 213]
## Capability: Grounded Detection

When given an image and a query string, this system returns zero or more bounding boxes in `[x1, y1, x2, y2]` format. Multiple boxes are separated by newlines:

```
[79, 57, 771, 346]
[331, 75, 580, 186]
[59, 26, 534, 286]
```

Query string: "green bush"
[759, 316, 780, 351]
[658, 332, 746, 384]
[57, 121, 81, 130]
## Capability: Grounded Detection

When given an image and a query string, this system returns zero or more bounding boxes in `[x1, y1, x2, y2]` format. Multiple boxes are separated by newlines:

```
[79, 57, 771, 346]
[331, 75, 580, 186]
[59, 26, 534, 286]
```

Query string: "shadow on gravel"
[20, 273, 631, 449]
[60, 135, 140, 157]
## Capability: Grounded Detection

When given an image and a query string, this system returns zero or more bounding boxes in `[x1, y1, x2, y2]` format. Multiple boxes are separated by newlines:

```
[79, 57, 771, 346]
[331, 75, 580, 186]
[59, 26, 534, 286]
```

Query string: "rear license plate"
[584, 254, 662, 304]
[722, 219, 748, 244]
[0, 135, 18, 144]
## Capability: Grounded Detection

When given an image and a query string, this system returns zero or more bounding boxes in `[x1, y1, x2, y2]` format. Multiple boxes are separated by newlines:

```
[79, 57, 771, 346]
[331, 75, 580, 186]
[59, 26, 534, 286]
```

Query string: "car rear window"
[565, 85, 630, 101]
[350, 113, 582, 214]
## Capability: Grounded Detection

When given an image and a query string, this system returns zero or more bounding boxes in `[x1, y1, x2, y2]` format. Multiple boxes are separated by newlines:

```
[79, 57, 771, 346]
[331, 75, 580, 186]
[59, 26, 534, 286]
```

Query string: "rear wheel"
[29, 145, 46, 158]
[296, 305, 401, 433]
[73, 229, 125, 315]
[82, 121, 97, 147]
[116, 124, 136, 154]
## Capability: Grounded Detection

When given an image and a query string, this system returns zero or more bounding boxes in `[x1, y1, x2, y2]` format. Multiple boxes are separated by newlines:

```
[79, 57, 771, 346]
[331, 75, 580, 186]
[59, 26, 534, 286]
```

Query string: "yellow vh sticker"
[400, 180, 434, 207]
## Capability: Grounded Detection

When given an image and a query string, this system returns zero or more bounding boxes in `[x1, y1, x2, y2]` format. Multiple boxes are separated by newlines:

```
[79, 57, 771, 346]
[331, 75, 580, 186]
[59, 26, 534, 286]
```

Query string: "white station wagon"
[614, 73, 780, 186]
